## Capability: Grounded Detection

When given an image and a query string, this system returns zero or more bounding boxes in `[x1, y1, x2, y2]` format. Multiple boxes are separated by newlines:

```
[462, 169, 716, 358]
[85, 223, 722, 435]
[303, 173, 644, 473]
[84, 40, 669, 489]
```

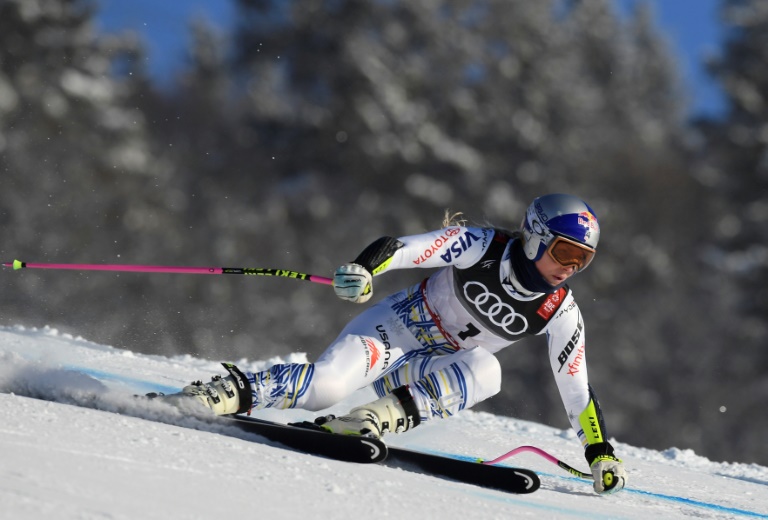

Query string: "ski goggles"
[546, 235, 596, 271]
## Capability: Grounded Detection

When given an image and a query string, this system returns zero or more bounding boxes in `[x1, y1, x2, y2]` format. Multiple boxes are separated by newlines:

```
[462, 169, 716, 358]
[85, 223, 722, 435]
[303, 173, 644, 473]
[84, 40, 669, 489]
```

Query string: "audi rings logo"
[463, 281, 529, 335]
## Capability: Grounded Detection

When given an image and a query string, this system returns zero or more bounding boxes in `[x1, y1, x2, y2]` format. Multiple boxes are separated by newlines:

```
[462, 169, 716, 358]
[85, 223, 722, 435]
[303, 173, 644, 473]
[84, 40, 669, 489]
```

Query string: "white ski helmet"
[521, 194, 600, 271]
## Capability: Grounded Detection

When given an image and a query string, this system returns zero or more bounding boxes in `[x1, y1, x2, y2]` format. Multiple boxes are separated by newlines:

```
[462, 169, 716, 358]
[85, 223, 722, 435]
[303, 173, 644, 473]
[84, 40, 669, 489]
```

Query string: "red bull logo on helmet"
[578, 211, 599, 232]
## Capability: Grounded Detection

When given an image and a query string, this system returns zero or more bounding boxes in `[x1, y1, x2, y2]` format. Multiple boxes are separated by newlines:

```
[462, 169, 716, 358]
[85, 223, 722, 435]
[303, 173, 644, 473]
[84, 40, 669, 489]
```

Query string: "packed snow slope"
[1, 326, 766, 520]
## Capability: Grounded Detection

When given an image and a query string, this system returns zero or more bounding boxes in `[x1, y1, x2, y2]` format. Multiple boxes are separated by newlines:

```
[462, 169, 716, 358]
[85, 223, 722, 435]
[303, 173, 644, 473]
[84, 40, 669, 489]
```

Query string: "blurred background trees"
[1, 0, 765, 465]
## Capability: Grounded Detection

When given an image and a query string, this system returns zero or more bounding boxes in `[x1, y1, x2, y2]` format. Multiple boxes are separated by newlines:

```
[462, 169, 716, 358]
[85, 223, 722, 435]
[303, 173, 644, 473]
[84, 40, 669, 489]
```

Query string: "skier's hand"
[590, 454, 627, 495]
[333, 263, 373, 303]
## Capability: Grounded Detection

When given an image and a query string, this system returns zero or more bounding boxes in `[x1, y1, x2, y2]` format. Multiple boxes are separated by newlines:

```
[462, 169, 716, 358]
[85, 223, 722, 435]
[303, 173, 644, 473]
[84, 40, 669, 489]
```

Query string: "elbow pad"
[353, 236, 404, 275]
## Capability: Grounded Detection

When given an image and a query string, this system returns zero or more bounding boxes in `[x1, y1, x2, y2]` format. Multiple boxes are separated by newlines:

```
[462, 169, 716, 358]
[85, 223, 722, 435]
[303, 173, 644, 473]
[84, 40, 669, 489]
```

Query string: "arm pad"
[352, 236, 404, 275]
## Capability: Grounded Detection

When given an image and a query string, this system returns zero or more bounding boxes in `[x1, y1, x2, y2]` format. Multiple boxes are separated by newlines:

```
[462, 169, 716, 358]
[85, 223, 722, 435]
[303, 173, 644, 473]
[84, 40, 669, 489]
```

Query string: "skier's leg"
[319, 347, 501, 437]
[176, 339, 388, 415]
[179, 291, 425, 415]
[247, 329, 407, 412]
[407, 347, 502, 419]
[245, 282, 460, 413]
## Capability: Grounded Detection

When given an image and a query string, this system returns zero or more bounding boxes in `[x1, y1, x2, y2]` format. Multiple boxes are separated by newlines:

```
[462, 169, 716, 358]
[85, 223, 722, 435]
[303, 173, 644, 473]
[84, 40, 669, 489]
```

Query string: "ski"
[383, 445, 540, 494]
[142, 390, 387, 464]
[144, 391, 539, 492]
[222, 416, 538, 493]
[226, 416, 538, 493]
[222, 415, 388, 464]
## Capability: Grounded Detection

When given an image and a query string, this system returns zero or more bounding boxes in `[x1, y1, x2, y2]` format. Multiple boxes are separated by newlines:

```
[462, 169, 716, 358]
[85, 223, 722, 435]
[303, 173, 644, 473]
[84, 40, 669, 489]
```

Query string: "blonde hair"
[442, 209, 522, 240]
[442, 210, 467, 228]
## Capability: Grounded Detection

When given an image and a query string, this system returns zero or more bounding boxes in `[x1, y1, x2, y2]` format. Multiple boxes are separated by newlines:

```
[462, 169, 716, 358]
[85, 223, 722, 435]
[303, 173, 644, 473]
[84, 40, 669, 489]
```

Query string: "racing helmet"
[520, 194, 600, 271]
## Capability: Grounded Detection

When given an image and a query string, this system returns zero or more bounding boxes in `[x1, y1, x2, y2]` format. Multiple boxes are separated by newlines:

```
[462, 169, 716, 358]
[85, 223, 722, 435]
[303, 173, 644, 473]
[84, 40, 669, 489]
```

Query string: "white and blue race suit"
[244, 227, 603, 449]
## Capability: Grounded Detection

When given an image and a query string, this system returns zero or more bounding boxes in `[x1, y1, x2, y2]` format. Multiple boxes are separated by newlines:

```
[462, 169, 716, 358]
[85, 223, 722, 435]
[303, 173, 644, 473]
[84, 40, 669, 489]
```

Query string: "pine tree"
[695, 0, 768, 463]
[0, 0, 159, 346]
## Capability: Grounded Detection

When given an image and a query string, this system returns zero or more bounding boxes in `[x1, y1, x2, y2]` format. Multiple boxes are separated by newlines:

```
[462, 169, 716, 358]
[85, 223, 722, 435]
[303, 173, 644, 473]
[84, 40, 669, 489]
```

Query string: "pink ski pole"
[481, 445, 593, 479]
[2, 260, 333, 285]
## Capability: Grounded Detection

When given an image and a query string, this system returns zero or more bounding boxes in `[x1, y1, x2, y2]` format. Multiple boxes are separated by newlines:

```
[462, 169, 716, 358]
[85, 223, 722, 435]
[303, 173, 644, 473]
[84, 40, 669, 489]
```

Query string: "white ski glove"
[590, 455, 627, 495]
[333, 263, 373, 303]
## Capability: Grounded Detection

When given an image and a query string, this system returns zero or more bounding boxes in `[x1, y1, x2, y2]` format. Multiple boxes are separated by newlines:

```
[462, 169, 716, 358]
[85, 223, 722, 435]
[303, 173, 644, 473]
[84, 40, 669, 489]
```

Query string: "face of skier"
[535, 252, 577, 286]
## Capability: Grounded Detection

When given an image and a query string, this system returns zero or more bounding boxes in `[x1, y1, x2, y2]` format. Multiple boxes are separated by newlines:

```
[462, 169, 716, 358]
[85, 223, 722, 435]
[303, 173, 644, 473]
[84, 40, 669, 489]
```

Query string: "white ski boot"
[175, 363, 253, 416]
[316, 385, 421, 438]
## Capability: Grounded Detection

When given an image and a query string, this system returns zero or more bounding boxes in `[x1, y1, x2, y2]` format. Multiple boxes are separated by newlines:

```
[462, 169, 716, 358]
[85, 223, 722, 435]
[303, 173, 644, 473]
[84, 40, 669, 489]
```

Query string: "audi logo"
[463, 281, 529, 335]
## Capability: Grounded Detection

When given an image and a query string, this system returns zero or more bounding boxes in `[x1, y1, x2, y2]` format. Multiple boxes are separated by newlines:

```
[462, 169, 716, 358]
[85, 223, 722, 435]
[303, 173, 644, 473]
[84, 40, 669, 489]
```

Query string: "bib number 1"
[457, 322, 481, 341]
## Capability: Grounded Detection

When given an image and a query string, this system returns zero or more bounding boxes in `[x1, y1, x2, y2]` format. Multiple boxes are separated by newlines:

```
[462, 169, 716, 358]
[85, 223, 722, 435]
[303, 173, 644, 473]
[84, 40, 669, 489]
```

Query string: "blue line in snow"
[620, 485, 768, 519]
[426, 449, 768, 519]
[63, 365, 182, 395]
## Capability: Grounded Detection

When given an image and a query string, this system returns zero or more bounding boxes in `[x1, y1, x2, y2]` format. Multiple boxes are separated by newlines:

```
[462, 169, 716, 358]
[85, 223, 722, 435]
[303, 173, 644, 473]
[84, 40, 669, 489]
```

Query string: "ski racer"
[179, 193, 627, 495]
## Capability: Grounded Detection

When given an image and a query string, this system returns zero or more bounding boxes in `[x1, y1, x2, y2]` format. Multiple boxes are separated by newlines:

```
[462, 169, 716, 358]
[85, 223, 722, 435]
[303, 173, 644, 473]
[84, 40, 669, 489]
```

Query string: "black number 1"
[457, 322, 481, 341]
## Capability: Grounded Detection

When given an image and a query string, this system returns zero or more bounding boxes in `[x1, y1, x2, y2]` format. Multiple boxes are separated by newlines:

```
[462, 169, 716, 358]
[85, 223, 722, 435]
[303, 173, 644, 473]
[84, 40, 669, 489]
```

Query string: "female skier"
[180, 193, 627, 495]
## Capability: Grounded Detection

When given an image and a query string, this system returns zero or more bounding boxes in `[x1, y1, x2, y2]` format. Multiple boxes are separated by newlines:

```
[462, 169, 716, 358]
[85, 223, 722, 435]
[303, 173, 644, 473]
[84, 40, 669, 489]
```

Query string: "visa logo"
[440, 231, 481, 263]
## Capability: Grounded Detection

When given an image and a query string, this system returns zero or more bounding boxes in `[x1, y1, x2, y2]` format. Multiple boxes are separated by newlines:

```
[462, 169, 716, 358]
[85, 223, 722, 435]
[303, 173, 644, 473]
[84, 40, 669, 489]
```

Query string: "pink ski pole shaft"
[481, 445, 593, 479]
[2, 260, 333, 285]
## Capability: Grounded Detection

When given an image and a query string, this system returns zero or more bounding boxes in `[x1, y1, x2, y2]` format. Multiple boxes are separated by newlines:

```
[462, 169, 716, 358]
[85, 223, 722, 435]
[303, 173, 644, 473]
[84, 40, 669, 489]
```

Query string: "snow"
[1, 325, 766, 520]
